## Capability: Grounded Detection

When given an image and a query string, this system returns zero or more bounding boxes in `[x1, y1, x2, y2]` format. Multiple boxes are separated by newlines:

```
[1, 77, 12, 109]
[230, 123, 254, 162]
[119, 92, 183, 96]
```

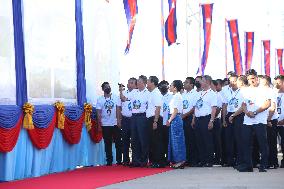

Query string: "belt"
[132, 113, 146, 116]
[196, 114, 210, 119]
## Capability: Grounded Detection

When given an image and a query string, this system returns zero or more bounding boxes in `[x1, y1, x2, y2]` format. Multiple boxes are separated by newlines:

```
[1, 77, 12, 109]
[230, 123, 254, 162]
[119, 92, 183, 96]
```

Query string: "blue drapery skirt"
[168, 114, 186, 163]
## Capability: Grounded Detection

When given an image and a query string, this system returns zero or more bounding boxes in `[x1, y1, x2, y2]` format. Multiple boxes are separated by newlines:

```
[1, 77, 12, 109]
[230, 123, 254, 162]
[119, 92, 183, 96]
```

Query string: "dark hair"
[149, 76, 159, 86]
[237, 75, 248, 85]
[229, 73, 238, 79]
[246, 69, 257, 77]
[138, 75, 147, 85]
[129, 77, 137, 85]
[227, 71, 236, 77]
[195, 76, 202, 80]
[186, 77, 195, 85]
[275, 75, 284, 81]
[101, 82, 109, 90]
[258, 75, 271, 85]
[158, 80, 169, 88]
[172, 80, 183, 92]
[216, 79, 224, 86]
[212, 80, 217, 86]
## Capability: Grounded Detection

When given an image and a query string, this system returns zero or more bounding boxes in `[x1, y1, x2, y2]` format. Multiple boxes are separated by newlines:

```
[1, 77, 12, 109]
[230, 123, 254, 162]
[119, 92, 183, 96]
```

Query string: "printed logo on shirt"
[128, 102, 132, 111]
[247, 99, 254, 106]
[183, 100, 189, 109]
[196, 98, 203, 110]
[229, 98, 238, 108]
[104, 100, 114, 115]
[133, 100, 141, 110]
[163, 103, 168, 112]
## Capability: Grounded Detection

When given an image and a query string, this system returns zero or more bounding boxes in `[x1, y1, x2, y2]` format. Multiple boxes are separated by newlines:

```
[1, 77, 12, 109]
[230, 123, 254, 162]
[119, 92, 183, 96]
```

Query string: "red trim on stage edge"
[61, 114, 84, 144]
[0, 115, 23, 152]
[0, 166, 172, 189]
[28, 113, 56, 149]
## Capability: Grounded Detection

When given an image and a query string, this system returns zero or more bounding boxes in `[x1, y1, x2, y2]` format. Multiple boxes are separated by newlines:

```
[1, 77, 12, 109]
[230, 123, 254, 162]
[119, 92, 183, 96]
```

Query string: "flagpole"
[186, 0, 189, 76]
[199, 4, 202, 76]
[225, 18, 228, 77]
[261, 40, 263, 75]
[275, 49, 277, 76]
[161, 0, 165, 80]
[244, 32, 246, 72]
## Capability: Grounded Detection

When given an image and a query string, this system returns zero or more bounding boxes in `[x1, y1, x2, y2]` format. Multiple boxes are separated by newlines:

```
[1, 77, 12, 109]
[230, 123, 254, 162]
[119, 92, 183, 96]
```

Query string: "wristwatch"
[253, 111, 258, 116]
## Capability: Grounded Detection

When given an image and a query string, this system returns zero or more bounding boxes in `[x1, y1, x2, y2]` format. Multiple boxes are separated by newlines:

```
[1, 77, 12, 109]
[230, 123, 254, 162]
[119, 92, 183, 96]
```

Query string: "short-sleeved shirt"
[96, 94, 121, 126]
[146, 88, 163, 118]
[169, 92, 183, 114]
[121, 90, 133, 117]
[242, 87, 271, 125]
[193, 89, 217, 117]
[128, 88, 150, 114]
[277, 92, 284, 125]
[223, 88, 244, 113]
[182, 89, 197, 114]
[162, 93, 173, 125]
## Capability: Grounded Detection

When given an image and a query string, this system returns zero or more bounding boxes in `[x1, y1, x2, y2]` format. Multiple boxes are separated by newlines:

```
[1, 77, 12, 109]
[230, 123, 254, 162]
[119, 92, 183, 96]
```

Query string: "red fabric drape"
[28, 113, 56, 149]
[0, 115, 23, 152]
[61, 114, 84, 144]
[88, 120, 102, 143]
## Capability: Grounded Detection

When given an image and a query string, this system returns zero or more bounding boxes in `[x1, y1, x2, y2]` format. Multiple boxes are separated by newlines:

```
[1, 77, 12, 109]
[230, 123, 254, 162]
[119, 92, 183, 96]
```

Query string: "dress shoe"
[106, 162, 112, 166]
[258, 167, 267, 172]
[203, 163, 213, 167]
[280, 164, 284, 168]
[238, 166, 253, 172]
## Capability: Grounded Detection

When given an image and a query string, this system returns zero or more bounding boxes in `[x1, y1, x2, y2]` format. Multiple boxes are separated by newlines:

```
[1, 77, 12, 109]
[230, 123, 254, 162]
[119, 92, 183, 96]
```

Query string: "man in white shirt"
[125, 75, 150, 167]
[259, 75, 279, 169]
[96, 82, 122, 166]
[119, 77, 137, 166]
[193, 75, 217, 167]
[146, 76, 165, 168]
[158, 80, 172, 163]
[274, 75, 284, 168]
[182, 77, 198, 166]
[239, 69, 271, 172]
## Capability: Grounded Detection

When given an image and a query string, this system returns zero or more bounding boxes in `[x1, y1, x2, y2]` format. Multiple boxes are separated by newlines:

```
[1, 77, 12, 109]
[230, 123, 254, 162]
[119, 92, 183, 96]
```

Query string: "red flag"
[244, 32, 254, 71]
[277, 49, 284, 75]
[262, 40, 270, 76]
[227, 19, 243, 75]
[165, 0, 177, 46]
[196, 4, 213, 75]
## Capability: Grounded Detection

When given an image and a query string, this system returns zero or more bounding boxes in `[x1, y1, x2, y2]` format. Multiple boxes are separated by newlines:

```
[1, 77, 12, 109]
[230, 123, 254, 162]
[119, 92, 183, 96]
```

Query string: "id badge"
[277, 108, 281, 114]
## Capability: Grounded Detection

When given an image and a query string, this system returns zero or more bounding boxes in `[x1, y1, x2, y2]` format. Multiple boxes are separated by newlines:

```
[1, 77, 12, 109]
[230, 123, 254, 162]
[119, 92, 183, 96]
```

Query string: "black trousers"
[122, 116, 131, 163]
[213, 118, 222, 164]
[161, 125, 169, 161]
[102, 126, 122, 164]
[242, 124, 269, 169]
[195, 115, 214, 164]
[267, 119, 279, 166]
[233, 113, 244, 165]
[277, 126, 284, 166]
[148, 116, 165, 165]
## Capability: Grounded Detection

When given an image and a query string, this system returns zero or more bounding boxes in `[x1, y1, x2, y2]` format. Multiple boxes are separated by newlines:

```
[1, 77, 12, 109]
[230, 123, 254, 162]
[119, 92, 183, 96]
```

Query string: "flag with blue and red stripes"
[227, 19, 243, 75]
[196, 3, 213, 75]
[165, 0, 177, 46]
[244, 32, 254, 71]
[123, 0, 138, 54]
[277, 49, 284, 75]
[262, 40, 270, 76]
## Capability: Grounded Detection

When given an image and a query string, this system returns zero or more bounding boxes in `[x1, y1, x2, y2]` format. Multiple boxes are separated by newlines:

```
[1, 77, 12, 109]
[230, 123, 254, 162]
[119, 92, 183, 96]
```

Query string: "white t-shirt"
[269, 88, 279, 120]
[182, 89, 197, 114]
[277, 92, 284, 125]
[220, 85, 231, 104]
[96, 94, 121, 126]
[223, 88, 243, 113]
[243, 87, 271, 125]
[169, 92, 183, 114]
[162, 92, 173, 125]
[128, 88, 150, 114]
[146, 88, 163, 118]
[121, 90, 133, 117]
[193, 89, 217, 117]
[216, 91, 223, 118]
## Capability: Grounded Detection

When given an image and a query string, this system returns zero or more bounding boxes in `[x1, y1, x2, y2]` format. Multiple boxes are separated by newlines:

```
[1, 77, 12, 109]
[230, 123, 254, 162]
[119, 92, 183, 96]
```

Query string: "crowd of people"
[95, 69, 284, 172]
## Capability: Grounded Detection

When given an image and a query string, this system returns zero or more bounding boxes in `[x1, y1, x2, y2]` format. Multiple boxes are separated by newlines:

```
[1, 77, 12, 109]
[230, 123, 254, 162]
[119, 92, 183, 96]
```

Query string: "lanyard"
[230, 89, 240, 99]
[200, 90, 209, 100]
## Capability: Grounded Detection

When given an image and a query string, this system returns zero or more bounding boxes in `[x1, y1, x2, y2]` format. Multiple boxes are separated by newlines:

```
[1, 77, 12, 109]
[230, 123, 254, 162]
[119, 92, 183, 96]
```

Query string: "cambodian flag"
[244, 32, 254, 71]
[165, 0, 177, 46]
[227, 19, 243, 75]
[277, 49, 284, 75]
[196, 3, 213, 75]
[262, 40, 270, 76]
[123, 0, 138, 54]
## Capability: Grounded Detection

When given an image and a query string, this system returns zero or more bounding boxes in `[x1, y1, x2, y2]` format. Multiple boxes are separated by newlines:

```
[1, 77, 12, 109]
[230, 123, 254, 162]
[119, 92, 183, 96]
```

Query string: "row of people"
[95, 70, 284, 172]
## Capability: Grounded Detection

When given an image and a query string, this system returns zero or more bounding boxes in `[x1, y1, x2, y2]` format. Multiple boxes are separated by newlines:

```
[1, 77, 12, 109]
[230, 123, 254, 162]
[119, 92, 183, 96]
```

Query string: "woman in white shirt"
[166, 80, 186, 169]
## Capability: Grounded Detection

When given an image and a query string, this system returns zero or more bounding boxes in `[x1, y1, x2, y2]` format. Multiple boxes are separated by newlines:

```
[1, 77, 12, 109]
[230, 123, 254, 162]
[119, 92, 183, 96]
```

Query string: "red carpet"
[0, 166, 172, 189]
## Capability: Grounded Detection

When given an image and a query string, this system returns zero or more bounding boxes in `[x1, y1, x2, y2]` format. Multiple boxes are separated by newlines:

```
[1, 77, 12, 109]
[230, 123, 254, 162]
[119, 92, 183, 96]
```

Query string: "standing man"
[119, 77, 137, 166]
[158, 80, 172, 163]
[193, 75, 217, 167]
[239, 69, 271, 172]
[182, 77, 198, 166]
[96, 82, 122, 166]
[146, 76, 164, 168]
[124, 75, 150, 167]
